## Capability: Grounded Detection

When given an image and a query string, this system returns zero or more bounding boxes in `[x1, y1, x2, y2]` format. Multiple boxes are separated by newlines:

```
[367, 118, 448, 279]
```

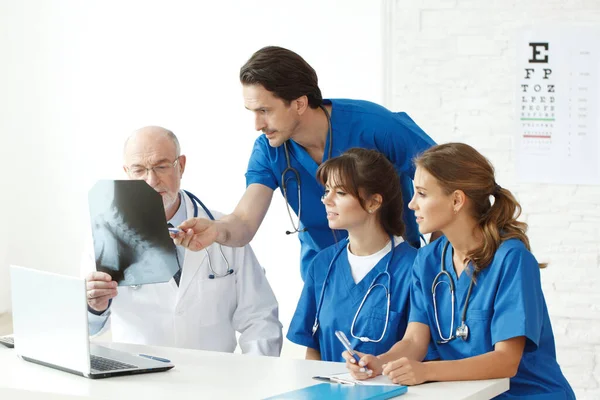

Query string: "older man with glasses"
[83, 126, 283, 356]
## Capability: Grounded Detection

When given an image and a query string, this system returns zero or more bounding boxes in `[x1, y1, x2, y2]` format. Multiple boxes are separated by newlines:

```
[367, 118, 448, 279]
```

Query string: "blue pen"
[335, 330, 361, 364]
[139, 354, 171, 363]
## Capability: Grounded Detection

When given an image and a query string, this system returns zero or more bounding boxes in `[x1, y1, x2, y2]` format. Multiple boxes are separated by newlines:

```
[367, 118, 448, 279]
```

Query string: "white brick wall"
[386, 1, 600, 398]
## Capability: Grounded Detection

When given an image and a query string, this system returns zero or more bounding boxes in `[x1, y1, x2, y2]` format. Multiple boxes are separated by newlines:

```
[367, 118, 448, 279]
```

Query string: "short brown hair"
[240, 46, 323, 108]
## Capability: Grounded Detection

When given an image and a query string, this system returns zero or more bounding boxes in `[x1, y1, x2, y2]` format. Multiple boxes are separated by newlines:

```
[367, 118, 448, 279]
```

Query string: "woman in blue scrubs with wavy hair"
[344, 143, 574, 399]
[287, 148, 417, 362]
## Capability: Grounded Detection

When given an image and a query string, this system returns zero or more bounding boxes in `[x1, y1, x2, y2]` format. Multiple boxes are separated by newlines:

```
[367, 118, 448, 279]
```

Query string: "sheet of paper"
[327, 372, 399, 386]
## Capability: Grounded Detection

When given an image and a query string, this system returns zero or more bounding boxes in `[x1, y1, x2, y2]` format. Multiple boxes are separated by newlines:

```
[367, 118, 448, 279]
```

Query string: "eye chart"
[516, 28, 599, 185]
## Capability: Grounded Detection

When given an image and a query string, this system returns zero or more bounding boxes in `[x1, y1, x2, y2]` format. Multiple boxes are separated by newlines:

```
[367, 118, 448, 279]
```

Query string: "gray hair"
[164, 129, 181, 156]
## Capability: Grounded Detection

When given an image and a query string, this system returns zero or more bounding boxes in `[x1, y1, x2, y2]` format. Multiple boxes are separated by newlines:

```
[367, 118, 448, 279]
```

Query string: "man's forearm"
[215, 184, 273, 247]
[216, 214, 257, 247]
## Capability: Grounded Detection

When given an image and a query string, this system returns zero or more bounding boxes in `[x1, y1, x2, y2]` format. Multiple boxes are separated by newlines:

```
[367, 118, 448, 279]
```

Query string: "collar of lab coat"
[175, 190, 210, 302]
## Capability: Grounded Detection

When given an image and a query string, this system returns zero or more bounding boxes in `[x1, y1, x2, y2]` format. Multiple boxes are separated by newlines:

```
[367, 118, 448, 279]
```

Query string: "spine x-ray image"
[88, 180, 179, 286]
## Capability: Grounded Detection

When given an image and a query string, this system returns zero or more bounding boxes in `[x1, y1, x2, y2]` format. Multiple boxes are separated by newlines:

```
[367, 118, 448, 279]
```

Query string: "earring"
[368, 209, 374, 214]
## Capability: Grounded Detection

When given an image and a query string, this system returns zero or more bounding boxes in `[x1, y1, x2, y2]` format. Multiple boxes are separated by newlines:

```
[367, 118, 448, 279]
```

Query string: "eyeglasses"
[126, 158, 180, 179]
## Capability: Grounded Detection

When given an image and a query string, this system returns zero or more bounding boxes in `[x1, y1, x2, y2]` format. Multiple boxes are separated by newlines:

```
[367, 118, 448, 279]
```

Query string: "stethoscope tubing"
[182, 190, 233, 279]
[432, 241, 474, 343]
[312, 236, 395, 343]
[281, 105, 332, 235]
[130, 190, 233, 290]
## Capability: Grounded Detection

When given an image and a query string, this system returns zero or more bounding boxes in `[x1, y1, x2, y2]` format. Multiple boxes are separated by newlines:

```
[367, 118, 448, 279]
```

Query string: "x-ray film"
[88, 180, 179, 286]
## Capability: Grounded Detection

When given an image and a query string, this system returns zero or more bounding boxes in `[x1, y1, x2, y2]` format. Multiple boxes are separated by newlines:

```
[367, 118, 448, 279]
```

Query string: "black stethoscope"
[432, 241, 474, 344]
[183, 190, 233, 279]
[281, 105, 332, 235]
[311, 236, 394, 343]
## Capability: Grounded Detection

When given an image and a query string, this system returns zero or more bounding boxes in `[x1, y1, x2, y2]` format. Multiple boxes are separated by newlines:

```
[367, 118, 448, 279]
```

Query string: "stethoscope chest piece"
[456, 322, 469, 341]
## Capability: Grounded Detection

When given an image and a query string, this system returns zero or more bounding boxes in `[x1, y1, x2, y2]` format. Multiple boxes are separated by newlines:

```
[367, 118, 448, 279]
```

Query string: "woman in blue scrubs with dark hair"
[344, 143, 574, 399]
[287, 148, 417, 362]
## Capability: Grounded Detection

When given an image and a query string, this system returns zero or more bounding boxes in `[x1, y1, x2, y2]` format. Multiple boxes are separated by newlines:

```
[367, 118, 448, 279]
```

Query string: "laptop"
[10, 265, 174, 378]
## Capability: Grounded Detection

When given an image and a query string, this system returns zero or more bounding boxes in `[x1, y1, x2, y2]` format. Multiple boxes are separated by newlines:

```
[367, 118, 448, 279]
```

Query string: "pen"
[312, 375, 362, 385]
[139, 354, 171, 363]
[331, 376, 363, 385]
[334, 330, 361, 364]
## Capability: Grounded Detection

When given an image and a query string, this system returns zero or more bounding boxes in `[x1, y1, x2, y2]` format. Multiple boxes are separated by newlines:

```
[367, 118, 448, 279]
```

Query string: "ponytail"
[475, 185, 546, 274]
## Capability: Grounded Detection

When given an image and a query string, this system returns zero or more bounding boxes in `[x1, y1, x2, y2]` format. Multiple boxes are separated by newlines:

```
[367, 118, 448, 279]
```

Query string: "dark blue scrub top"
[287, 240, 417, 362]
[410, 237, 575, 399]
[245, 98, 435, 280]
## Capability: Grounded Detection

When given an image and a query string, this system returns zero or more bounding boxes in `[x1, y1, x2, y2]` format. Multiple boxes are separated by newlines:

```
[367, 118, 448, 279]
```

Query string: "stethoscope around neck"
[281, 104, 332, 235]
[311, 236, 394, 343]
[432, 241, 474, 344]
[130, 191, 234, 290]
[183, 190, 233, 279]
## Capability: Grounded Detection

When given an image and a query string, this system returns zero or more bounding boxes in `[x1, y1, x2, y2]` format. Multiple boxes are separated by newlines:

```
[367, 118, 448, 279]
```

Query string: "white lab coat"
[83, 191, 283, 356]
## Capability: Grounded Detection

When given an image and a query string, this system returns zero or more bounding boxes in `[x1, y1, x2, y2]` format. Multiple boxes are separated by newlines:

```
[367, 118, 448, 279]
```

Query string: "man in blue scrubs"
[175, 46, 436, 280]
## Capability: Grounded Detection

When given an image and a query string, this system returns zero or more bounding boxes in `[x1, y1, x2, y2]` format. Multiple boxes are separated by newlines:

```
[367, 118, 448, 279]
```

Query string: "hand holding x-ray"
[85, 271, 117, 313]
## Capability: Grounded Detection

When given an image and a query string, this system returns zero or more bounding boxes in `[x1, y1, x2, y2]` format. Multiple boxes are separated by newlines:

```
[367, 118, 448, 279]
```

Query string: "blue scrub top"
[245, 99, 435, 280]
[287, 240, 417, 362]
[410, 237, 574, 399]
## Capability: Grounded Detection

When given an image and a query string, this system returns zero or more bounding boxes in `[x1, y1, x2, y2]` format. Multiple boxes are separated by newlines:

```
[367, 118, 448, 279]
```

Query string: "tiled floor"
[0, 313, 12, 336]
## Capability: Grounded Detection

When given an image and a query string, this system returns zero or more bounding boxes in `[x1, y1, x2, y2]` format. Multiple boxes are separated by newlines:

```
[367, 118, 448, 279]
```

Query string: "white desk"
[0, 342, 508, 399]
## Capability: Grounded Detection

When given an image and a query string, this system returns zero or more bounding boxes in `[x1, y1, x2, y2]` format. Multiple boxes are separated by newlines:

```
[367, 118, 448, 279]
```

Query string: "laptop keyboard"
[0, 335, 14, 348]
[90, 354, 137, 371]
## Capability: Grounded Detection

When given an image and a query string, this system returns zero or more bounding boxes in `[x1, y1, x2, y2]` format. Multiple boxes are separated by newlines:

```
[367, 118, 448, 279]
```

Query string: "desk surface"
[0, 342, 508, 399]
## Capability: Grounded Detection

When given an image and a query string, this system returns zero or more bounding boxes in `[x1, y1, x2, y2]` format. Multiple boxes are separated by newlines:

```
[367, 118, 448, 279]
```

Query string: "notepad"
[264, 382, 407, 399]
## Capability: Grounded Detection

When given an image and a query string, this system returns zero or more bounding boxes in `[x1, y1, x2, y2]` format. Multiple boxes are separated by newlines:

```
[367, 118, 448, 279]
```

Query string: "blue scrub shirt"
[287, 240, 417, 362]
[410, 237, 575, 399]
[245, 99, 435, 280]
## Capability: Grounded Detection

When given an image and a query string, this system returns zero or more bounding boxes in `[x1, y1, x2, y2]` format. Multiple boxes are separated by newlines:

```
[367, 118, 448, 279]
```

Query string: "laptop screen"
[10, 265, 91, 374]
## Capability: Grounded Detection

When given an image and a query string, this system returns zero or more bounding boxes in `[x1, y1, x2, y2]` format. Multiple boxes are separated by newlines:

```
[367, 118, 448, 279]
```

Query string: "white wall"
[385, 1, 600, 398]
[0, 0, 383, 358]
